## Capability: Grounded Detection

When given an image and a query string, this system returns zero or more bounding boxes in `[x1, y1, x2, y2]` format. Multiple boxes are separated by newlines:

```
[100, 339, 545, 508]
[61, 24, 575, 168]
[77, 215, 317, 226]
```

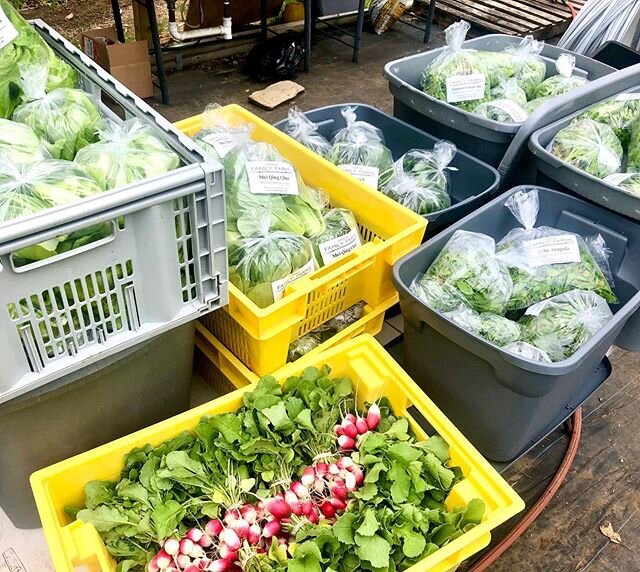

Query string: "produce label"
[318, 229, 362, 265]
[523, 234, 581, 268]
[604, 172, 636, 186]
[0, 7, 18, 50]
[201, 132, 237, 159]
[338, 164, 379, 188]
[271, 258, 315, 302]
[615, 92, 640, 101]
[490, 99, 528, 122]
[446, 74, 486, 103]
[246, 161, 299, 196]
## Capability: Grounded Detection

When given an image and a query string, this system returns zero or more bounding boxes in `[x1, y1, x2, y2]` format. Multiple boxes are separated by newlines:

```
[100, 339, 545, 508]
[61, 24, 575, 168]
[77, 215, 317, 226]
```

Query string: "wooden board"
[432, 0, 588, 40]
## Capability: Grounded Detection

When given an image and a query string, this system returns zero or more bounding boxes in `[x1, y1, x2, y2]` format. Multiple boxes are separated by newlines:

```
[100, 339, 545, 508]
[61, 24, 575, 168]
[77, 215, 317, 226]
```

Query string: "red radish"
[290, 481, 309, 498]
[180, 538, 194, 555]
[186, 528, 203, 543]
[284, 490, 298, 505]
[266, 497, 291, 519]
[320, 501, 336, 518]
[220, 528, 241, 552]
[330, 497, 347, 510]
[338, 435, 355, 450]
[189, 545, 205, 559]
[354, 468, 364, 486]
[345, 472, 357, 491]
[240, 505, 257, 525]
[315, 462, 328, 477]
[301, 500, 314, 515]
[155, 551, 172, 569]
[208, 560, 232, 572]
[163, 538, 180, 556]
[176, 554, 191, 569]
[230, 518, 249, 539]
[198, 534, 213, 548]
[313, 477, 325, 494]
[355, 418, 369, 434]
[218, 543, 237, 561]
[197, 558, 211, 570]
[301, 467, 315, 487]
[328, 463, 340, 475]
[342, 423, 358, 439]
[333, 476, 345, 486]
[336, 456, 354, 470]
[333, 424, 344, 436]
[248, 523, 261, 545]
[366, 403, 381, 429]
[307, 510, 319, 524]
[345, 414, 357, 424]
[263, 520, 281, 538]
[205, 519, 223, 537]
[331, 484, 347, 500]
[278, 537, 288, 546]
[147, 556, 160, 572]
[184, 566, 200, 572]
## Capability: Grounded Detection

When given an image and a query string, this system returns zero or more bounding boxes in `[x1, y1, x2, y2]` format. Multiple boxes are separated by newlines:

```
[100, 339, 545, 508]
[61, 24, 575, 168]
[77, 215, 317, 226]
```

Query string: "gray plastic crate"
[316, 0, 361, 16]
[393, 186, 640, 462]
[2, 322, 195, 529]
[273, 104, 500, 238]
[384, 34, 616, 169]
[0, 21, 227, 404]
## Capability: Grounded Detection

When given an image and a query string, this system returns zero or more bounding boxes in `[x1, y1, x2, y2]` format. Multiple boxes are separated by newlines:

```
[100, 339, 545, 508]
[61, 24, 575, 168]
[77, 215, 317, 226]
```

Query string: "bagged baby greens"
[490, 76, 527, 107]
[504, 35, 546, 99]
[423, 230, 513, 314]
[420, 21, 490, 111]
[578, 93, 640, 149]
[534, 54, 587, 99]
[410, 275, 470, 313]
[473, 98, 528, 123]
[382, 142, 456, 215]
[0, 118, 48, 164]
[328, 106, 393, 190]
[445, 307, 522, 347]
[12, 65, 102, 160]
[310, 208, 362, 267]
[604, 172, 640, 195]
[626, 118, 640, 172]
[228, 212, 316, 308]
[520, 289, 613, 362]
[523, 96, 552, 114]
[74, 119, 180, 190]
[503, 341, 552, 363]
[550, 119, 623, 179]
[193, 103, 252, 164]
[496, 189, 617, 311]
[283, 106, 331, 158]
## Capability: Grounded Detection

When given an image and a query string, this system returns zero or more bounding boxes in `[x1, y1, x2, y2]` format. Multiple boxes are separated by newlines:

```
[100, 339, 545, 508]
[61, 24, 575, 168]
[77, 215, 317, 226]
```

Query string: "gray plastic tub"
[274, 104, 500, 238]
[384, 35, 616, 169]
[393, 186, 640, 462]
[1, 322, 195, 529]
[316, 0, 361, 16]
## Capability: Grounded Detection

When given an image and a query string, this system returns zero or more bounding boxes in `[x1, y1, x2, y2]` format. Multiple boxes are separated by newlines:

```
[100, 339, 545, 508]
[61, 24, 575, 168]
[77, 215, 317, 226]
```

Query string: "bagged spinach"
[550, 119, 623, 179]
[504, 35, 546, 99]
[310, 208, 362, 267]
[328, 106, 393, 190]
[520, 289, 613, 361]
[382, 142, 456, 215]
[423, 230, 513, 314]
[534, 54, 587, 99]
[193, 103, 253, 164]
[496, 188, 617, 311]
[578, 93, 640, 149]
[283, 106, 331, 158]
[410, 274, 470, 312]
[445, 307, 522, 347]
[503, 341, 552, 363]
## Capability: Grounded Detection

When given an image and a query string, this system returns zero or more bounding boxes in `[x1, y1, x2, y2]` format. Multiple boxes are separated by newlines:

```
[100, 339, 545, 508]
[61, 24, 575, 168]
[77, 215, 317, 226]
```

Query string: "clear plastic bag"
[503, 341, 552, 363]
[578, 93, 640, 149]
[424, 230, 513, 314]
[505, 35, 546, 99]
[473, 99, 529, 123]
[193, 103, 253, 164]
[550, 119, 623, 179]
[585, 234, 616, 288]
[12, 65, 102, 160]
[328, 106, 394, 190]
[534, 54, 587, 99]
[523, 96, 552, 114]
[410, 274, 470, 312]
[445, 307, 522, 347]
[605, 172, 640, 196]
[283, 107, 331, 158]
[489, 76, 527, 107]
[420, 21, 490, 110]
[0, 118, 48, 164]
[74, 119, 180, 190]
[310, 208, 362, 267]
[228, 211, 316, 308]
[519, 289, 613, 362]
[627, 117, 640, 172]
[383, 142, 456, 215]
[496, 188, 617, 311]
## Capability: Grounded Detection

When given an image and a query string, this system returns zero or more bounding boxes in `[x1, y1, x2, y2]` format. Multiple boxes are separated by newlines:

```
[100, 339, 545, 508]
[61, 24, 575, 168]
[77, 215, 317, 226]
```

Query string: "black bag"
[246, 31, 304, 82]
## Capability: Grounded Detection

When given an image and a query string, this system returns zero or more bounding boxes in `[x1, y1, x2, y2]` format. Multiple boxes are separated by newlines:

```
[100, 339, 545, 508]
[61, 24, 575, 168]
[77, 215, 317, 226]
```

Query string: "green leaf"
[76, 506, 133, 532]
[388, 442, 422, 465]
[355, 482, 378, 501]
[204, 413, 244, 443]
[354, 533, 391, 568]
[356, 509, 379, 536]
[116, 481, 149, 505]
[152, 499, 185, 540]
[289, 540, 323, 572]
[460, 498, 486, 528]
[386, 418, 410, 439]
[333, 513, 357, 545]
[83, 481, 115, 509]
[262, 402, 295, 432]
[402, 531, 426, 558]
[418, 435, 451, 463]
[389, 463, 411, 503]
[294, 408, 315, 431]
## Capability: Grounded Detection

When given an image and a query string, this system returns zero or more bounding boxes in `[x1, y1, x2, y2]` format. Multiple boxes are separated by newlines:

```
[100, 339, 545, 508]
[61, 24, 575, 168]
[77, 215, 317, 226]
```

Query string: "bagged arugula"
[534, 54, 587, 99]
[496, 189, 617, 311]
[328, 106, 393, 190]
[626, 117, 640, 172]
[550, 119, 623, 179]
[383, 142, 455, 215]
[473, 99, 528, 123]
[505, 35, 546, 99]
[503, 341, 552, 363]
[193, 103, 252, 164]
[74, 119, 180, 190]
[520, 289, 613, 361]
[410, 274, 470, 312]
[578, 93, 640, 149]
[586, 234, 616, 289]
[446, 307, 522, 347]
[310, 207, 362, 267]
[0, 118, 48, 164]
[524, 95, 552, 114]
[423, 230, 513, 314]
[283, 106, 331, 158]
[12, 65, 102, 160]
[490, 76, 527, 107]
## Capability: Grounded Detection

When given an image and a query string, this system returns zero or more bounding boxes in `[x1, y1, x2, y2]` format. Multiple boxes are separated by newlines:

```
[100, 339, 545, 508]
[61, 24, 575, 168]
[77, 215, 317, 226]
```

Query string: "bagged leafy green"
[626, 117, 640, 172]
[577, 93, 640, 149]
[12, 65, 102, 160]
[424, 230, 513, 314]
[473, 99, 529, 123]
[420, 21, 490, 111]
[224, 141, 326, 242]
[490, 76, 527, 107]
[586, 234, 616, 289]
[520, 289, 613, 361]
[228, 212, 316, 308]
[74, 119, 180, 190]
[550, 119, 623, 179]
[410, 274, 470, 312]
[496, 188, 617, 311]
[604, 172, 640, 196]
[534, 54, 587, 99]
[475, 50, 517, 87]
[283, 106, 331, 158]
[0, 118, 48, 164]
[0, 0, 76, 118]
[328, 106, 393, 190]
[445, 307, 522, 346]
[524, 96, 552, 114]
[310, 207, 362, 267]
[503, 341, 552, 363]
[383, 142, 455, 214]
[505, 35, 546, 99]
[193, 103, 252, 164]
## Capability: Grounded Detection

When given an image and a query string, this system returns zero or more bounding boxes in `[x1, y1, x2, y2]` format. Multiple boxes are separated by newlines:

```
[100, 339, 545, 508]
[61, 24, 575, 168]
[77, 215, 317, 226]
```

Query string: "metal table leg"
[304, 0, 312, 72]
[110, 0, 125, 42]
[261, 0, 268, 40]
[424, 0, 436, 43]
[353, 0, 366, 63]
[142, 0, 171, 104]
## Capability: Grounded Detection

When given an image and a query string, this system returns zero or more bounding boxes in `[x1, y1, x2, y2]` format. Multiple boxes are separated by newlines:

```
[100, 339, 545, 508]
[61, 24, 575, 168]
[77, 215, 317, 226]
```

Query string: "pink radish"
[301, 500, 314, 515]
[266, 497, 291, 519]
[307, 510, 319, 524]
[163, 538, 180, 556]
[331, 484, 347, 500]
[338, 435, 355, 450]
[342, 423, 358, 439]
[345, 472, 357, 491]
[336, 456, 354, 470]
[263, 519, 280, 538]
[313, 477, 325, 494]
[186, 528, 203, 543]
[240, 505, 257, 525]
[366, 403, 381, 429]
[320, 501, 336, 518]
[184, 566, 200, 572]
[189, 545, 205, 559]
[176, 554, 192, 569]
[179, 538, 194, 555]
[198, 534, 213, 548]
[218, 543, 237, 561]
[220, 528, 241, 552]
[248, 523, 261, 545]
[290, 481, 309, 498]
[330, 497, 347, 510]
[328, 463, 340, 475]
[205, 519, 223, 537]
[301, 467, 315, 487]
[230, 518, 249, 539]
[356, 418, 369, 434]
[345, 414, 357, 424]
[334, 424, 344, 436]
[208, 560, 232, 572]
[354, 468, 364, 486]
[155, 551, 172, 569]
[315, 462, 328, 477]
[147, 556, 160, 572]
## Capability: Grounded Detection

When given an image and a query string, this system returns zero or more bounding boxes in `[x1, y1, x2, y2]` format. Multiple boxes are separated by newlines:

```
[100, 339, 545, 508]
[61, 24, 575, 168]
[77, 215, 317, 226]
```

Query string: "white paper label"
[339, 164, 380, 188]
[490, 99, 528, 122]
[318, 229, 362, 265]
[446, 74, 486, 103]
[604, 172, 636, 186]
[271, 258, 315, 301]
[0, 7, 18, 50]
[615, 92, 640, 101]
[201, 132, 236, 159]
[246, 161, 299, 195]
[523, 234, 581, 268]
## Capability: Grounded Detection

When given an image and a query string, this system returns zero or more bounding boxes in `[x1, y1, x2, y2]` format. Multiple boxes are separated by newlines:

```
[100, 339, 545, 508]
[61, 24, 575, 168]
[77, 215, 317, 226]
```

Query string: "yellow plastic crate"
[31, 334, 523, 572]
[175, 106, 427, 376]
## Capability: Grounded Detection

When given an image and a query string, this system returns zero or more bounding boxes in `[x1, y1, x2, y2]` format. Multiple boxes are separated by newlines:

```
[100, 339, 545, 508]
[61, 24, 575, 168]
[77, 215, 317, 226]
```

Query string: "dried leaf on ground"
[599, 522, 622, 544]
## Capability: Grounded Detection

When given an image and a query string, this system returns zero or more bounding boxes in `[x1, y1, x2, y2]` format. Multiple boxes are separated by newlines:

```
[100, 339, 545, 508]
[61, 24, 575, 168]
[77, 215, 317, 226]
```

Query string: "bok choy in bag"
[283, 106, 331, 158]
[309, 208, 362, 267]
[193, 103, 253, 164]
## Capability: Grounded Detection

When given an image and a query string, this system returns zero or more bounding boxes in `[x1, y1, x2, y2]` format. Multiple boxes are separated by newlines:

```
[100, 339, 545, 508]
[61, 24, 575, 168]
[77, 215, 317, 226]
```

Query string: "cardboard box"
[81, 27, 154, 99]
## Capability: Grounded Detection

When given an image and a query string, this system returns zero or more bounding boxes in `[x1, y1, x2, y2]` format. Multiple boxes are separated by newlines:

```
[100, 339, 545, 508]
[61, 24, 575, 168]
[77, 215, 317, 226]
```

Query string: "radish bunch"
[334, 403, 381, 451]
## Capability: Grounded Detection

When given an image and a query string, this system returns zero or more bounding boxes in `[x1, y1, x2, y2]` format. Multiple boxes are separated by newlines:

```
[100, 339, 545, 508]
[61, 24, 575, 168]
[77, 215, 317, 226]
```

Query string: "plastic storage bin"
[31, 334, 524, 572]
[274, 104, 501, 238]
[176, 105, 426, 376]
[593, 41, 640, 69]
[1, 21, 227, 404]
[384, 34, 615, 168]
[1, 322, 194, 529]
[316, 0, 362, 16]
[393, 186, 640, 462]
